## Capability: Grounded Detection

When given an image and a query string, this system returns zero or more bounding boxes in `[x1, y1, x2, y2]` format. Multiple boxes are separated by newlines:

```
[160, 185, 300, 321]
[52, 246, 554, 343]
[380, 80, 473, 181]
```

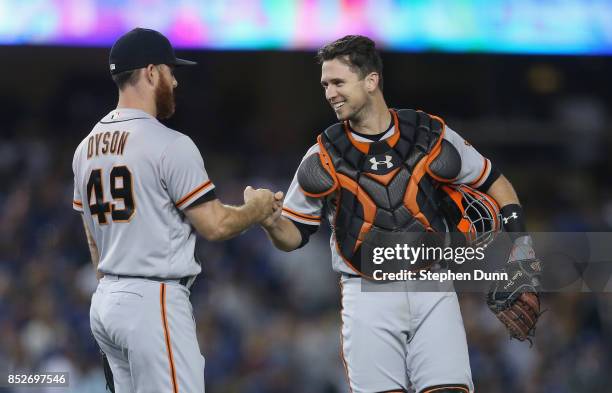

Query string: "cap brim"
[173, 58, 197, 67]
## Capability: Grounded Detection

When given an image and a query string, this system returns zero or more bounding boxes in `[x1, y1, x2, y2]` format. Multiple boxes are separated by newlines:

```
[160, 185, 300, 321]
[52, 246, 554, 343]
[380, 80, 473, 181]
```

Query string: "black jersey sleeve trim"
[185, 190, 217, 208]
[476, 165, 501, 193]
[288, 218, 319, 248]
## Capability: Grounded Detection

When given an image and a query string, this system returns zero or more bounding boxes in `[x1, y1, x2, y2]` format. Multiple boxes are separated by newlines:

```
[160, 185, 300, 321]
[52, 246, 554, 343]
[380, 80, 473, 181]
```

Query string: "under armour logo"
[503, 212, 518, 224]
[370, 155, 393, 170]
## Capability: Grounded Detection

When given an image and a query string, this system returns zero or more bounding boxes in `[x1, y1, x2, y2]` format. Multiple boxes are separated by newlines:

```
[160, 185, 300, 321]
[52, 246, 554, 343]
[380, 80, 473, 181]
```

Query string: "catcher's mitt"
[486, 258, 542, 343]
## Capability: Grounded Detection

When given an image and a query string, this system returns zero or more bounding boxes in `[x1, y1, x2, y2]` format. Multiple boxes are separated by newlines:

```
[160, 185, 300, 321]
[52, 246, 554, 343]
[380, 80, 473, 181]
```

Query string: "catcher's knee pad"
[420, 384, 470, 393]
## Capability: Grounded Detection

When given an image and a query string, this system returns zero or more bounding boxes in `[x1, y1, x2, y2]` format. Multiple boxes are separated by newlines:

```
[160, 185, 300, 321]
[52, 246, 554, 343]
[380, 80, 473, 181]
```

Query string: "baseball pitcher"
[72, 28, 282, 393]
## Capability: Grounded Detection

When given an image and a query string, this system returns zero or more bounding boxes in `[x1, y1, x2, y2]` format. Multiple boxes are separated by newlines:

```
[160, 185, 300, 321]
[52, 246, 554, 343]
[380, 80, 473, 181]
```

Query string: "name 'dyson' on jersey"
[87, 131, 130, 159]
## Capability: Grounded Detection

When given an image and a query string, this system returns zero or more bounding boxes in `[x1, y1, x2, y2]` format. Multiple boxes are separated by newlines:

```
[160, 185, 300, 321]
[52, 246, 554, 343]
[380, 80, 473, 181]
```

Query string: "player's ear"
[365, 72, 379, 93]
[144, 64, 157, 86]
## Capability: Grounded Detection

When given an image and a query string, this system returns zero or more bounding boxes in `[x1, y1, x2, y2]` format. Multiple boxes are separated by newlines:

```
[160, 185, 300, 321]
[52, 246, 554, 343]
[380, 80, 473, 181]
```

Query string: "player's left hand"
[261, 191, 284, 228]
[507, 235, 536, 262]
[486, 236, 542, 344]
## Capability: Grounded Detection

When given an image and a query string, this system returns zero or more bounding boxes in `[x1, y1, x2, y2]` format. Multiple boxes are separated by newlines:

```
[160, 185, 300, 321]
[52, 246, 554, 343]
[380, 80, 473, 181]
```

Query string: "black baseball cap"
[109, 28, 196, 75]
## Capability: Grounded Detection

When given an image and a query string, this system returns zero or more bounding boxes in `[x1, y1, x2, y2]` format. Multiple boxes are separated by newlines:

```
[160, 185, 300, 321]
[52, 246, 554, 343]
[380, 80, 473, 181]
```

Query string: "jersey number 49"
[86, 166, 135, 224]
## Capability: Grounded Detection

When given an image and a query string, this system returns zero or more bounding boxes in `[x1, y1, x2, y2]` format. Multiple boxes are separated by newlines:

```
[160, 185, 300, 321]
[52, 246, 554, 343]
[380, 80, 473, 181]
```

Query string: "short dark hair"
[111, 69, 141, 90]
[316, 35, 383, 90]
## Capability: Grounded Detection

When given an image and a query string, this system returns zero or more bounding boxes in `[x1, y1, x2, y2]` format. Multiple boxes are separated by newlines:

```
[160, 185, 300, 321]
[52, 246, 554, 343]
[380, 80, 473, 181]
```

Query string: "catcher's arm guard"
[486, 236, 543, 343]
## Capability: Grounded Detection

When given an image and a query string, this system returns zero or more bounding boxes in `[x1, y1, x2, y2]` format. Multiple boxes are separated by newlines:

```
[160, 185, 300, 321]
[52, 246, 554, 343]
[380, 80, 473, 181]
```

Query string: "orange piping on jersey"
[364, 167, 401, 186]
[73, 200, 83, 207]
[338, 278, 354, 393]
[282, 207, 321, 224]
[422, 386, 469, 393]
[160, 283, 179, 393]
[468, 158, 490, 188]
[176, 180, 213, 208]
[282, 207, 321, 220]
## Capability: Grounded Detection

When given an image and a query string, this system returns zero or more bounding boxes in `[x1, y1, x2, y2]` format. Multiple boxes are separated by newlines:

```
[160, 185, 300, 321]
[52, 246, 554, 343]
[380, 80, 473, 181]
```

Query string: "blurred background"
[1, 1, 612, 392]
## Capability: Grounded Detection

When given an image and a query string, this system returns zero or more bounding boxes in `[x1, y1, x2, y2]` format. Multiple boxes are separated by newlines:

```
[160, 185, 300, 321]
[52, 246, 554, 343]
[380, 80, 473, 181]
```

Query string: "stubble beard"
[343, 99, 369, 125]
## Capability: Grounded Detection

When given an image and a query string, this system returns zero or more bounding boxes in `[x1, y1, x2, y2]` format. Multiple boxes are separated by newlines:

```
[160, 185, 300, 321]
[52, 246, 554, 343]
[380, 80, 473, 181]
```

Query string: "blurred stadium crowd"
[1, 48, 611, 392]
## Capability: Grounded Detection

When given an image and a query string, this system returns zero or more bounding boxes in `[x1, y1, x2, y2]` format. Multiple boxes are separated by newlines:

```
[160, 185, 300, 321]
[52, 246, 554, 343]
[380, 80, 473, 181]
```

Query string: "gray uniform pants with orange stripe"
[340, 275, 473, 393]
[91, 276, 205, 393]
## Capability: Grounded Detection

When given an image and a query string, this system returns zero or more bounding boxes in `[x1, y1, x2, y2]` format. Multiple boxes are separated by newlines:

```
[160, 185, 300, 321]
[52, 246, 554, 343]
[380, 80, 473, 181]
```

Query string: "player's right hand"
[244, 186, 283, 222]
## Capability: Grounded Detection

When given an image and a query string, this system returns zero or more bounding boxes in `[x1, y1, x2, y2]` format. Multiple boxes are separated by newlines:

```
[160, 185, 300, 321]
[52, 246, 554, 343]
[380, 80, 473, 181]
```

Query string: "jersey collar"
[343, 109, 401, 154]
[100, 108, 156, 124]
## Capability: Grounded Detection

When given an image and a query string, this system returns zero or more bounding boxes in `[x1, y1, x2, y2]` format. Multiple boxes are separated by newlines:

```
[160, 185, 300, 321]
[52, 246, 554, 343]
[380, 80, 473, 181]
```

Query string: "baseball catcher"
[258, 35, 544, 392]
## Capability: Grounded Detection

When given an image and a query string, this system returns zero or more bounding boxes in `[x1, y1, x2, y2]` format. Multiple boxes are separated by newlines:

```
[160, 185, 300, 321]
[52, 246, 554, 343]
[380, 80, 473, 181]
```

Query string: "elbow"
[276, 246, 299, 253]
[276, 243, 298, 253]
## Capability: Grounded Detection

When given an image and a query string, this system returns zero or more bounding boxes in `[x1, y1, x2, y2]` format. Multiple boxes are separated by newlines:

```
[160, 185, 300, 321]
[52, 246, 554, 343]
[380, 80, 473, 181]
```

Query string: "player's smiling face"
[321, 58, 369, 122]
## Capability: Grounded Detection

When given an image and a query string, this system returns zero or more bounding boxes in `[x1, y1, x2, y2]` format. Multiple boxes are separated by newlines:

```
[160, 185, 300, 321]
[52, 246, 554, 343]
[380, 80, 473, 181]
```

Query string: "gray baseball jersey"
[282, 125, 491, 275]
[72, 108, 215, 278]
[75, 108, 212, 393]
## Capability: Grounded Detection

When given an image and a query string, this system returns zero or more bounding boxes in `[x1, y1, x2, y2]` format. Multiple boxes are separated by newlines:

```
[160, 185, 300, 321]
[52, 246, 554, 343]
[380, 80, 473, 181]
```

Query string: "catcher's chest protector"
[299, 109, 448, 276]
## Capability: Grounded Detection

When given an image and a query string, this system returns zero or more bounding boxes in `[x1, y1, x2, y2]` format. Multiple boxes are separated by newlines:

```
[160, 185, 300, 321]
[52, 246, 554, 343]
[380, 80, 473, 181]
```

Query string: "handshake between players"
[243, 185, 284, 225]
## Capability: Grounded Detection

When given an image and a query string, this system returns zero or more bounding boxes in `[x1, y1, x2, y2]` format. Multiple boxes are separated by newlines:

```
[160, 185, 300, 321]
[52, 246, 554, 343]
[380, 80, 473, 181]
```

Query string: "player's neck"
[116, 90, 158, 118]
[348, 98, 391, 136]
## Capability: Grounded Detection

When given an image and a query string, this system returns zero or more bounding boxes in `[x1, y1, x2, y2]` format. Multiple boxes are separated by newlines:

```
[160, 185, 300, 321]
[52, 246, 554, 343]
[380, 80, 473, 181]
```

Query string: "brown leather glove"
[486, 236, 542, 343]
